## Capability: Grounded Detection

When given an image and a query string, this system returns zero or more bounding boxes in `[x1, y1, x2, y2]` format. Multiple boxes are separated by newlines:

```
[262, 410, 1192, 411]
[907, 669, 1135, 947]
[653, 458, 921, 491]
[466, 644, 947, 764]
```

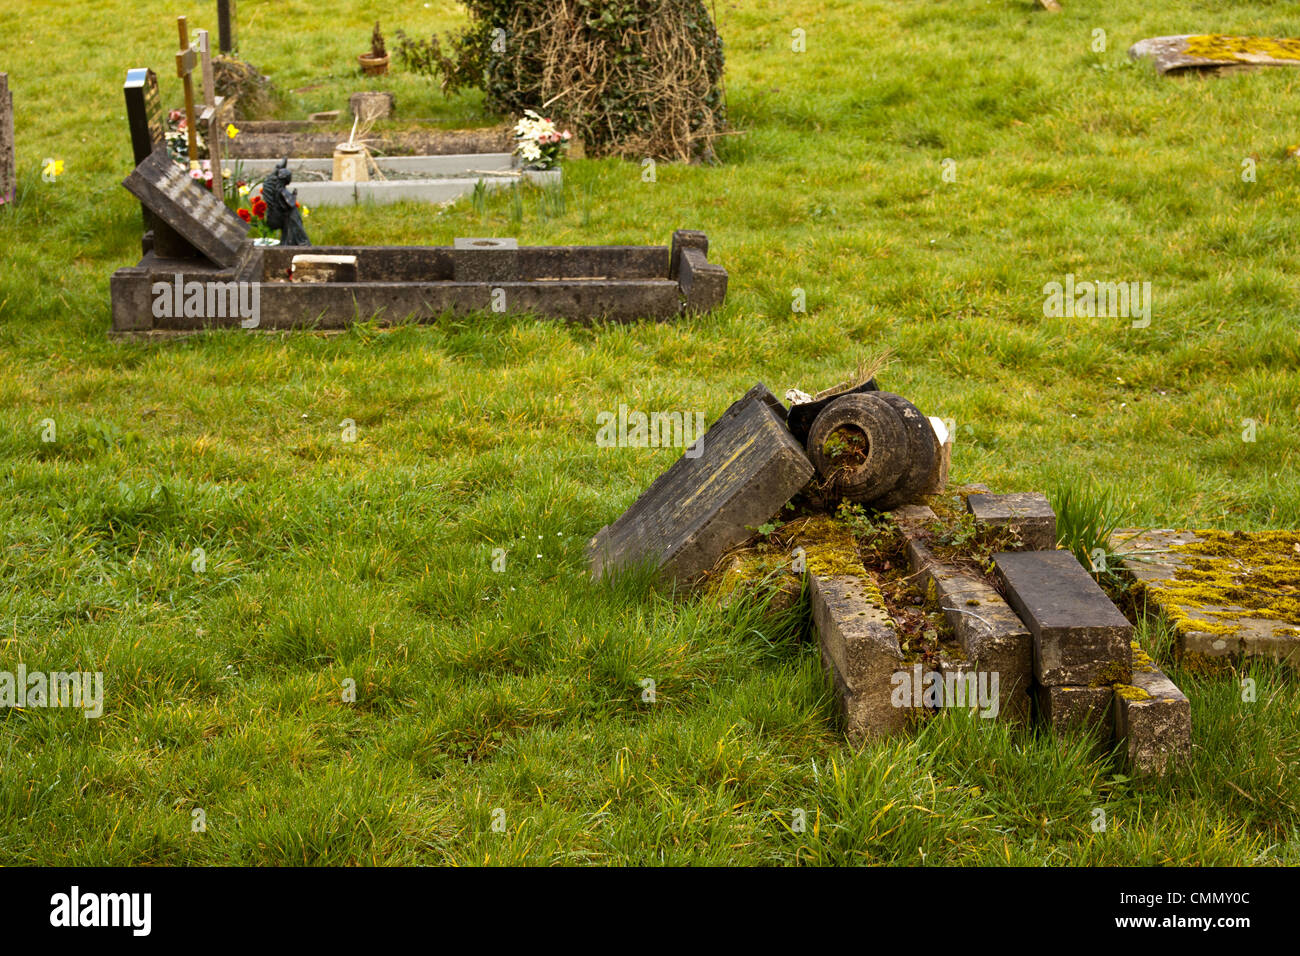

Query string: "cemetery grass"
[1, 0, 1299, 865]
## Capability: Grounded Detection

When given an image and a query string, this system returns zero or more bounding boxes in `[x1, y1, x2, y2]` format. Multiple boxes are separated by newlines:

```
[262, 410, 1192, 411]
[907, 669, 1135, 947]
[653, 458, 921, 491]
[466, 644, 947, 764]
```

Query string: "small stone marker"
[1111, 528, 1300, 668]
[0, 73, 14, 206]
[994, 549, 1132, 686]
[217, 0, 237, 54]
[588, 383, 814, 585]
[1113, 650, 1191, 775]
[968, 492, 1057, 550]
[123, 145, 249, 267]
[1037, 0, 1062, 12]
[350, 91, 394, 122]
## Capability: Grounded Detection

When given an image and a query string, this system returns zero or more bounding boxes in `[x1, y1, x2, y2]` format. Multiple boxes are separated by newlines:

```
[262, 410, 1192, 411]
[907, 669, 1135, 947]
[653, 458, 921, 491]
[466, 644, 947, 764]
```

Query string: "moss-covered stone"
[1182, 35, 1300, 63]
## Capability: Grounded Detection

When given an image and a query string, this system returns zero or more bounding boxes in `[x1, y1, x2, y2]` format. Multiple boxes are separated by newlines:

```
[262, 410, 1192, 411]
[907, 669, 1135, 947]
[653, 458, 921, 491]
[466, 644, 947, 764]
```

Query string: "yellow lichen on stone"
[1113, 683, 1152, 702]
[1130, 641, 1157, 674]
[1182, 35, 1300, 63]
[792, 515, 868, 579]
[1089, 658, 1133, 687]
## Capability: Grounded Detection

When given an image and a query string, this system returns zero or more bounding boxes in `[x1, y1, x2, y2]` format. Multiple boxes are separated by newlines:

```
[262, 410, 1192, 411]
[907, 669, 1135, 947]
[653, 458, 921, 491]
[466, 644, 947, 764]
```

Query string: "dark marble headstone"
[588, 383, 815, 585]
[123, 68, 197, 258]
[218, 0, 238, 54]
[123, 145, 249, 267]
[0, 74, 14, 206]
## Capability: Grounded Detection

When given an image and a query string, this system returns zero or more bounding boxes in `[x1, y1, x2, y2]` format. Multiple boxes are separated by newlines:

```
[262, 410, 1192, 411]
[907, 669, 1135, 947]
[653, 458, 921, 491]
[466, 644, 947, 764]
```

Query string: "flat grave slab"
[993, 549, 1132, 686]
[1111, 528, 1300, 668]
[1130, 35, 1300, 75]
[967, 492, 1056, 550]
[587, 384, 813, 586]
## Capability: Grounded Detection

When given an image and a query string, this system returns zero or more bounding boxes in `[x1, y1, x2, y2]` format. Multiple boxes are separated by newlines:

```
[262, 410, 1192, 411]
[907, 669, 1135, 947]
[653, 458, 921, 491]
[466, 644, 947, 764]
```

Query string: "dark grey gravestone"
[0, 73, 14, 206]
[123, 145, 249, 267]
[994, 549, 1132, 686]
[218, 0, 237, 53]
[124, 69, 197, 259]
[588, 383, 814, 585]
[968, 492, 1057, 550]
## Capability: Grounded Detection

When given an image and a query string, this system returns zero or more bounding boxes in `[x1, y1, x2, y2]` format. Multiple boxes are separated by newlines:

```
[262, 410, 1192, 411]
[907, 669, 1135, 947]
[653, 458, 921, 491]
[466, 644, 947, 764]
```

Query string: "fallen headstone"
[587, 384, 814, 586]
[1130, 35, 1300, 75]
[350, 91, 394, 122]
[1111, 528, 1300, 669]
[967, 492, 1057, 550]
[993, 549, 1132, 686]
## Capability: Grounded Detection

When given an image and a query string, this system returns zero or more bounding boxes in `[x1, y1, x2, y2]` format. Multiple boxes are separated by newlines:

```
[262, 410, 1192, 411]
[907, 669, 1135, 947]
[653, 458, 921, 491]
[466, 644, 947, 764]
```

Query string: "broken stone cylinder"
[806, 392, 937, 508]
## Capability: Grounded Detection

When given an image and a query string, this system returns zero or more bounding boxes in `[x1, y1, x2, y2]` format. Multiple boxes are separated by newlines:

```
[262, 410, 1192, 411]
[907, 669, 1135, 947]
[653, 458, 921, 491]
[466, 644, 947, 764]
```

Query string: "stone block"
[453, 236, 521, 283]
[994, 549, 1132, 686]
[1113, 662, 1191, 775]
[1037, 685, 1113, 735]
[291, 254, 358, 282]
[349, 91, 394, 122]
[588, 383, 814, 586]
[967, 492, 1057, 550]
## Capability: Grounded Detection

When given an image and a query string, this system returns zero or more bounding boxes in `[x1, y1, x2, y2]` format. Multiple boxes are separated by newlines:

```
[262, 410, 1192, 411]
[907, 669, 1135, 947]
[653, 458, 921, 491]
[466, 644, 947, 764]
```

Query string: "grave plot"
[1129, 35, 1300, 75]
[589, 375, 1192, 773]
[1110, 528, 1300, 670]
[110, 136, 727, 333]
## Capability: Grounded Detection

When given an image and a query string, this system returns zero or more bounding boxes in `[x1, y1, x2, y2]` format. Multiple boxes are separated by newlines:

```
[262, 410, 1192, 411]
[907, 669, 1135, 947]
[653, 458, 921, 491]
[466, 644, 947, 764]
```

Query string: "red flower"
[251, 197, 267, 217]
[237, 208, 251, 222]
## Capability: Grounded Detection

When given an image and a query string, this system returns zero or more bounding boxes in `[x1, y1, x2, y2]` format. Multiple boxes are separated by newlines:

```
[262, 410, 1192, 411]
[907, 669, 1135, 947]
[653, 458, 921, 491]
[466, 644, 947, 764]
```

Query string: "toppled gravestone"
[588, 384, 814, 586]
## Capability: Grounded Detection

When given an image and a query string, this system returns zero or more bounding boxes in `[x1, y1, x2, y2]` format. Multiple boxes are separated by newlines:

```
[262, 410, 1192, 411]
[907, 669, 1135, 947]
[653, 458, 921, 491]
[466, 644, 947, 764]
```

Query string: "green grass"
[1, 0, 1299, 865]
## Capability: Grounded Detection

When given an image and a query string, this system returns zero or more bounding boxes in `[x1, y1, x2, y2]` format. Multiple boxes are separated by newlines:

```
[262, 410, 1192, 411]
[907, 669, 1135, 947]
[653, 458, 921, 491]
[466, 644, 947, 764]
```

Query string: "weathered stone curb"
[1036, 685, 1113, 735]
[890, 504, 1032, 721]
[1114, 646, 1192, 775]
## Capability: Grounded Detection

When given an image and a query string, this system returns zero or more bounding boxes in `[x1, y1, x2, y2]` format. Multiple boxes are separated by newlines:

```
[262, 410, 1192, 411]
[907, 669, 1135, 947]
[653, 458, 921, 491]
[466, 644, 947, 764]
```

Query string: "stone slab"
[968, 492, 1056, 550]
[806, 559, 910, 740]
[1111, 528, 1300, 668]
[350, 90, 394, 122]
[291, 254, 357, 282]
[0, 74, 13, 206]
[1037, 685, 1113, 735]
[123, 145, 249, 267]
[1130, 35, 1300, 75]
[892, 504, 1032, 721]
[993, 549, 1132, 686]
[588, 384, 814, 585]
[1113, 658, 1191, 776]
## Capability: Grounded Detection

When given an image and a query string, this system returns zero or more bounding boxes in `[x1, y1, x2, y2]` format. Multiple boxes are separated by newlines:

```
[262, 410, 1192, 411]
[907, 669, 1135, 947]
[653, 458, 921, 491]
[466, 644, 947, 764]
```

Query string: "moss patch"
[1183, 35, 1300, 63]
[1113, 683, 1152, 702]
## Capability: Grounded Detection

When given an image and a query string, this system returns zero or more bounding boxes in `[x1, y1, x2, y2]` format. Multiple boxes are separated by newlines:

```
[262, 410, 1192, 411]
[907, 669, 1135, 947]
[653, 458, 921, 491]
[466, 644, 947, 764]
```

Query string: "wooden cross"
[196, 28, 224, 193]
[175, 16, 200, 172]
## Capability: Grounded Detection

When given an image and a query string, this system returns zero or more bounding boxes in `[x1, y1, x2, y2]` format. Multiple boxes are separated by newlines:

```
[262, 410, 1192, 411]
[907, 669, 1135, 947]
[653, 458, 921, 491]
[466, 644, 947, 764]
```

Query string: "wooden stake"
[176, 17, 200, 171]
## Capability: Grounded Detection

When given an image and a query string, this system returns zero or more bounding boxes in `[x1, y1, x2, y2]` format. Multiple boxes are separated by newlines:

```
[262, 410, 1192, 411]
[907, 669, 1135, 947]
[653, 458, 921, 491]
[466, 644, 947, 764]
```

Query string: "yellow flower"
[226, 124, 240, 139]
[301, 205, 310, 217]
[238, 184, 250, 197]
[43, 158, 64, 178]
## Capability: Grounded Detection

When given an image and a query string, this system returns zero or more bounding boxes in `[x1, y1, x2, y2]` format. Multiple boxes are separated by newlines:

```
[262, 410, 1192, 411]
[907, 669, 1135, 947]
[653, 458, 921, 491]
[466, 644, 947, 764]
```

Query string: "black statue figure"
[262, 159, 311, 246]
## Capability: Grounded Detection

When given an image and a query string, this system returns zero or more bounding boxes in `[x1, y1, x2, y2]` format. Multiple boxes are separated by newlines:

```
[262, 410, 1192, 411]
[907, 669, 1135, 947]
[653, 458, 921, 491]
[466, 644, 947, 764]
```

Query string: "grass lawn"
[1, 0, 1298, 865]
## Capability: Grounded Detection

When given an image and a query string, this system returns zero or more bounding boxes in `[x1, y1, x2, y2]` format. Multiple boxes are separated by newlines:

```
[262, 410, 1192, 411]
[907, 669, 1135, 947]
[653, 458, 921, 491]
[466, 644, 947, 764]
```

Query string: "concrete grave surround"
[1113, 652, 1192, 775]
[967, 492, 1057, 550]
[1111, 528, 1300, 668]
[111, 141, 728, 333]
[993, 549, 1132, 686]
[587, 384, 814, 586]
[0, 73, 14, 205]
[1129, 35, 1300, 75]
